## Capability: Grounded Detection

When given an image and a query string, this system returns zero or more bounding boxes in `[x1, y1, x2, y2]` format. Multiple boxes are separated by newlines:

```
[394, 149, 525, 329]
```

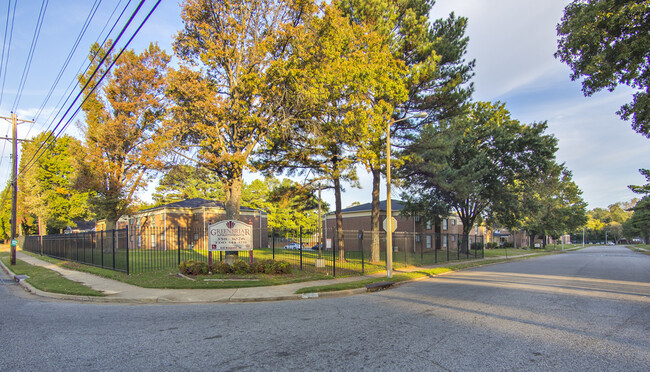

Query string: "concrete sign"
[208, 220, 252, 252]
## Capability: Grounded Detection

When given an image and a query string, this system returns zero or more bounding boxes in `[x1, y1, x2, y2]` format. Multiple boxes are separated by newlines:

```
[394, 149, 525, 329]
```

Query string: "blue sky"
[1, 0, 648, 211]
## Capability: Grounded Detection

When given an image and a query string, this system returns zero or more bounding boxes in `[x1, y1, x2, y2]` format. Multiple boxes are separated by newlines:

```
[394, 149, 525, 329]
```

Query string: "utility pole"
[1, 113, 34, 265]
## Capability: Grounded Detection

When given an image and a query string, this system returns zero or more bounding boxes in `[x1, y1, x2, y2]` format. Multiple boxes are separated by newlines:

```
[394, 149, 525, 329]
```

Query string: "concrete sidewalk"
[1, 251, 387, 304]
[2, 248, 576, 304]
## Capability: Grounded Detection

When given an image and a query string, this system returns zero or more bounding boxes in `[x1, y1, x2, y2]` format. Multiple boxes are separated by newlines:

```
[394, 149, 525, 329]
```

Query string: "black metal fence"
[22, 226, 484, 276]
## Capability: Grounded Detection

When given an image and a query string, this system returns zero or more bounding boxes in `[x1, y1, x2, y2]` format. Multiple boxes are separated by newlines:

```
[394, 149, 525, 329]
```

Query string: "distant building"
[323, 200, 485, 252]
[98, 198, 268, 250]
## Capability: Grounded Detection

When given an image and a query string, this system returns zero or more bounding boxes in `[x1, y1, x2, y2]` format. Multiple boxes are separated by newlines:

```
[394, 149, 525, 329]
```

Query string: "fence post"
[101, 230, 104, 268]
[358, 230, 364, 275]
[112, 229, 116, 270]
[333, 227, 336, 278]
[435, 234, 438, 264]
[272, 229, 275, 261]
[91, 231, 94, 265]
[126, 228, 130, 275]
[299, 226, 303, 271]
[177, 227, 181, 266]
[446, 234, 450, 262]
[419, 233, 423, 266]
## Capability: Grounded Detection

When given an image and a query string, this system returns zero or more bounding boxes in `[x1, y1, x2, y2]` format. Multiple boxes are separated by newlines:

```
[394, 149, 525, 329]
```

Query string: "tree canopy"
[77, 42, 170, 227]
[400, 102, 559, 238]
[556, 0, 650, 137]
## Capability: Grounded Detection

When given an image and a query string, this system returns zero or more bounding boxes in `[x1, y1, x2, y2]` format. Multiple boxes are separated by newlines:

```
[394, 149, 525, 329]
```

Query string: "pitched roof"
[334, 200, 405, 214]
[139, 198, 259, 213]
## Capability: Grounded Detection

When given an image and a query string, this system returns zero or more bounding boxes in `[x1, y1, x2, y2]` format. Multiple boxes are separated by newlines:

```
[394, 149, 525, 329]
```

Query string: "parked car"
[283, 243, 302, 250]
[607, 242, 615, 245]
[310, 243, 323, 250]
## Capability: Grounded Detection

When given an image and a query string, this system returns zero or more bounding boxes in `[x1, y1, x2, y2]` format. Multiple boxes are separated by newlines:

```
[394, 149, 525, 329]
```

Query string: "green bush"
[250, 260, 268, 274]
[502, 242, 514, 248]
[272, 261, 292, 274]
[179, 260, 209, 276]
[486, 242, 499, 249]
[232, 260, 250, 275]
[181, 259, 292, 275]
[211, 261, 233, 274]
[471, 242, 484, 250]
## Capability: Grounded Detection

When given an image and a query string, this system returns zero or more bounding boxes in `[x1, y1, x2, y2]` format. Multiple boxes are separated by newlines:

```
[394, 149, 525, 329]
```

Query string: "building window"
[451, 218, 456, 225]
[451, 235, 455, 242]
[151, 234, 156, 249]
[443, 235, 448, 248]
[443, 219, 448, 230]
[415, 234, 421, 242]
[426, 220, 432, 230]
[151, 217, 155, 228]
[475, 226, 479, 234]
[415, 215, 421, 222]
[426, 235, 432, 249]
[138, 235, 142, 247]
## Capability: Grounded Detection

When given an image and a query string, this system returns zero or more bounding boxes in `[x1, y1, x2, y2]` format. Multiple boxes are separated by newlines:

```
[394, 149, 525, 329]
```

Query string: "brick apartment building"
[323, 200, 486, 251]
[100, 198, 268, 250]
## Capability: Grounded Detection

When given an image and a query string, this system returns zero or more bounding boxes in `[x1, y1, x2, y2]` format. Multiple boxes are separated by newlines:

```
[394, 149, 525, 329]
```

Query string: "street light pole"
[386, 112, 427, 278]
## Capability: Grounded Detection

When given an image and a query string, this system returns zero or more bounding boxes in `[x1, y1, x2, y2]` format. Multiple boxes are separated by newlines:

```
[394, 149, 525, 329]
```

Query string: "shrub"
[250, 260, 268, 274]
[232, 260, 250, 275]
[471, 242, 484, 250]
[502, 242, 514, 248]
[272, 261, 292, 274]
[179, 260, 209, 276]
[486, 242, 499, 249]
[211, 261, 233, 274]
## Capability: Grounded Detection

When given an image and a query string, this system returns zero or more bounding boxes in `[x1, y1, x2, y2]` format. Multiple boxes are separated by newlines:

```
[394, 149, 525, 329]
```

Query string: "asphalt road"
[1, 246, 648, 371]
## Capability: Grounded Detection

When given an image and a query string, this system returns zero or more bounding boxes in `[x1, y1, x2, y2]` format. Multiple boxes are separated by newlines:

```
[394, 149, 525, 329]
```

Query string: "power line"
[30, 0, 102, 127]
[35, 0, 132, 136]
[0, 0, 16, 108]
[19, 0, 161, 178]
[11, 0, 48, 112]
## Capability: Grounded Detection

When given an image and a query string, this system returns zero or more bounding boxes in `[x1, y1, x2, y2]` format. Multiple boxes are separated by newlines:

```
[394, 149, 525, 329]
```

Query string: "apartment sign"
[208, 220, 252, 251]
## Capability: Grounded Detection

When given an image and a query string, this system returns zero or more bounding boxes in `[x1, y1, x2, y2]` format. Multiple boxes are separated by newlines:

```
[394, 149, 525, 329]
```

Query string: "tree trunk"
[224, 175, 243, 262]
[529, 233, 535, 249]
[334, 175, 344, 261]
[370, 167, 380, 263]
[38, 215, 46, 236]
[225, 176, 243, 220]
[543, 235, 547, 249]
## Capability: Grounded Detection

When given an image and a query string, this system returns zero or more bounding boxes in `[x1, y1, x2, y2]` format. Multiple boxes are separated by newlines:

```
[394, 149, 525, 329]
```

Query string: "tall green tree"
[19, 132, 93, 234]
[623, 196, 650, 243]
[556, 0, 650, 137]
[78, 42, 170, 228]
[339, 0, 474, 262]
[519, 163, 588, 247]
[167, 0, 311, 221]
[400, 102, 557, 249]
[256, 2, 405, 260]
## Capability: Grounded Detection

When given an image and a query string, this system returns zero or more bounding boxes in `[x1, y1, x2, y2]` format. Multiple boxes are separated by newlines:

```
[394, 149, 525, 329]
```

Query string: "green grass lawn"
[0, 252, 104, 296]
[20, 250, 336, 289]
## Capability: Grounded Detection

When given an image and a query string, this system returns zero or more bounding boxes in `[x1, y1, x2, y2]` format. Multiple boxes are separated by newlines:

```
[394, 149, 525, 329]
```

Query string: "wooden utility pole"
[1, 113, 34, 265]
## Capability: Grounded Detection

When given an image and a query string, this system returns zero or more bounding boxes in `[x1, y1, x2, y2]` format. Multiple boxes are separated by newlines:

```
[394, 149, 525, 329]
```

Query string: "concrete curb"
[2, 249, 572, 305]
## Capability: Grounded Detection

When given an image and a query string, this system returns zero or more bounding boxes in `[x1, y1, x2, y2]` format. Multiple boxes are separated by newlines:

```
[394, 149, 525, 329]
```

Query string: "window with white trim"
[443, 235, 448, 248]
[426, 220, 432, 230]
[443, 219, 448, 230]
[151, 234, 156, 249]
[426, 235, 432, 249]
[451, 218, 456, 225]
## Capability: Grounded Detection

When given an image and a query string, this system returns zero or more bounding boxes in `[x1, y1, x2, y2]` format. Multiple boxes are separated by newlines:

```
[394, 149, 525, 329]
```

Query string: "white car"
[283, 243, 302, 250]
